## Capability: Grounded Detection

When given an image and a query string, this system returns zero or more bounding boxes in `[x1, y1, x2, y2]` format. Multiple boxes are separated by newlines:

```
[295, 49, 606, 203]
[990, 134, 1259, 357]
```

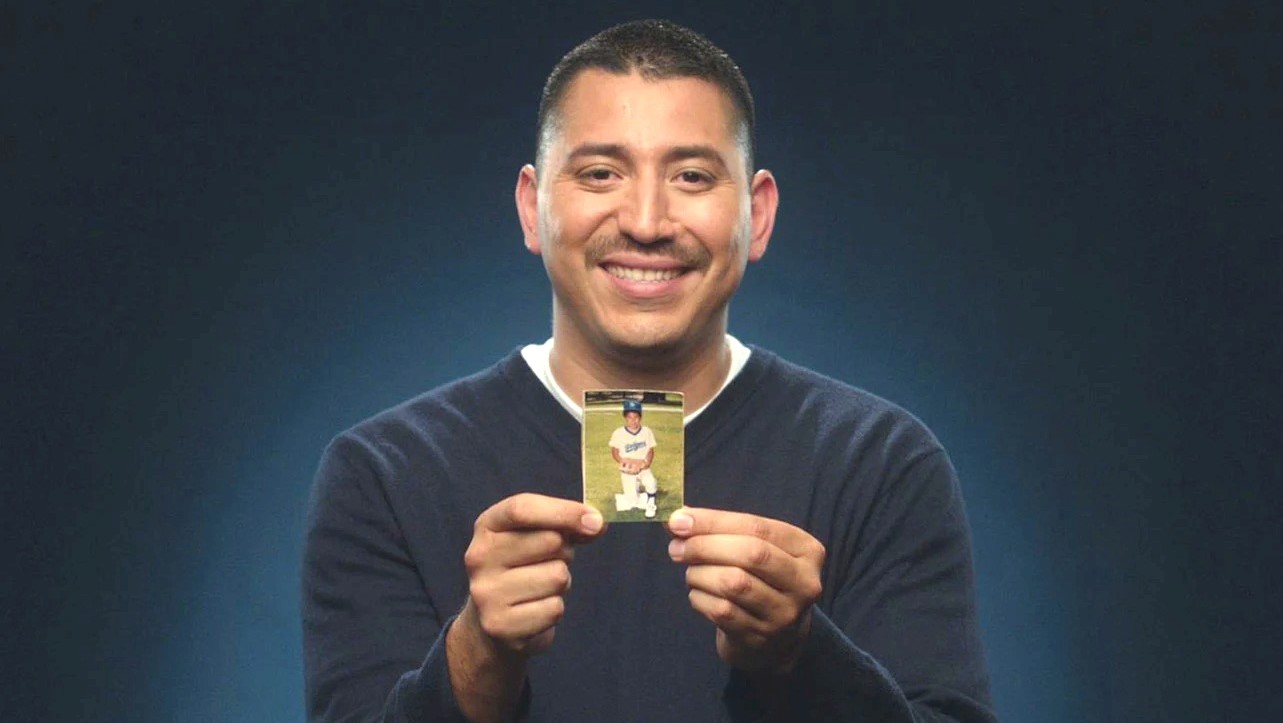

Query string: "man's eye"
[678, 171, 711, 184]
[583, 168, 615, 181]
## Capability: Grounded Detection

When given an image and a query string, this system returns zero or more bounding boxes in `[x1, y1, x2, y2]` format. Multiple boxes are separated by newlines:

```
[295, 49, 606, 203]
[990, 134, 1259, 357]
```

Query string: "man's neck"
[548, 329, 732, 413]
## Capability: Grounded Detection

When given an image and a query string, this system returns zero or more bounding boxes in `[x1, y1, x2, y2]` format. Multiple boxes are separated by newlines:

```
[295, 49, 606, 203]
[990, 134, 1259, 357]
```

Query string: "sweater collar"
[496, 344, 777, 456]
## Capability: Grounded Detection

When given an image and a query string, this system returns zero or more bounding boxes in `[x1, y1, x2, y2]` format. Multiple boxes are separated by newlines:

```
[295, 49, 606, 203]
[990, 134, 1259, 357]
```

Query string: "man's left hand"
[665, 507, 825, 674]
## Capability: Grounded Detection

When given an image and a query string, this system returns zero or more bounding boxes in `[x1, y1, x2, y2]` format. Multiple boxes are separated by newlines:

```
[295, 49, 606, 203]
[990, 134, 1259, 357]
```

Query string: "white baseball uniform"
[609, 425, 658, 507]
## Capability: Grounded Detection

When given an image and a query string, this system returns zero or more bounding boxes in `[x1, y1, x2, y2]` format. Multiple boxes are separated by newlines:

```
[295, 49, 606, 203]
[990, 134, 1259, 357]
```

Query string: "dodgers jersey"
[609, 425, 657, 460]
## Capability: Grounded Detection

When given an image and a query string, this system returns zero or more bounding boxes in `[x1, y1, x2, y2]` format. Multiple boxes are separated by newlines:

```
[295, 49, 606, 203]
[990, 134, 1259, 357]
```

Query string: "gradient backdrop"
[5, 2, 1280, 721]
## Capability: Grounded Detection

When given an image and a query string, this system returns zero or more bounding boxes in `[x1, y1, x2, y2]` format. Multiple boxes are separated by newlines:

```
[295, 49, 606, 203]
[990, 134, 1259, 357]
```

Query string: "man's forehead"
[547, 69, 744, 159]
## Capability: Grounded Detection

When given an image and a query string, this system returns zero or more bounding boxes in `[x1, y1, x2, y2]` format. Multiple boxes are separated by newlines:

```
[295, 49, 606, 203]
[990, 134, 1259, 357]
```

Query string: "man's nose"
[617, 175, 675, 244]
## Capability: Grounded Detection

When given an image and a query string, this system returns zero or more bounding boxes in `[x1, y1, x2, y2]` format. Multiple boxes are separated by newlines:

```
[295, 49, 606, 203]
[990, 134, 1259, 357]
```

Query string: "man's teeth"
[604, 265, 682, 282]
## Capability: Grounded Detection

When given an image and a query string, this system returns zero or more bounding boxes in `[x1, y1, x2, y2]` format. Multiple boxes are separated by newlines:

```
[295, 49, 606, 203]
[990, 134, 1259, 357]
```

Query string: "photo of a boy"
[609, 400, 659, 518]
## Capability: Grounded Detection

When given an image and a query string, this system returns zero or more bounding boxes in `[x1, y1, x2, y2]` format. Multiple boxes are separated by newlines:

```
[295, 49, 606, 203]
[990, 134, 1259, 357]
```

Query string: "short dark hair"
[536, 20, 756, 171]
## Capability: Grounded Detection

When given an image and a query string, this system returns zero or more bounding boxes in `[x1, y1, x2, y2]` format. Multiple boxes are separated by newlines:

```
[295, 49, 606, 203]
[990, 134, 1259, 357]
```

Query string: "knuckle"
[751, 517, 773, 541]
[541, 530, 568, 554]
[679, 538, 699, 559]
[547, 596, 566, 622]
[804, 576, 823, 602]
[478, 613, 506, 640]
[524, 530, 550, 555]
[462, 543, 486, 573]
[507, 496, 533, 527]
[725, 569, 753, 597]
[551, 561, 571, 590]
[469, 578, 495, 607]
[713, 598, 737, 625]
[811, 540, 827, 565]
[751, 540, 773, 567]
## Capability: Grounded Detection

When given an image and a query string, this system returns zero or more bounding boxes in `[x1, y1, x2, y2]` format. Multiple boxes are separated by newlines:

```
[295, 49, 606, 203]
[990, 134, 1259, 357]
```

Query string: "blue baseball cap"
[623, 400, 643, 414]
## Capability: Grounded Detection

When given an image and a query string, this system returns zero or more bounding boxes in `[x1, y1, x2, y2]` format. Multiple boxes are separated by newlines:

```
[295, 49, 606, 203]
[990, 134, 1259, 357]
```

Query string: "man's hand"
[460, 493, 605, 654]
[665, 507, 825, 674]
[447, 493, 606, 722]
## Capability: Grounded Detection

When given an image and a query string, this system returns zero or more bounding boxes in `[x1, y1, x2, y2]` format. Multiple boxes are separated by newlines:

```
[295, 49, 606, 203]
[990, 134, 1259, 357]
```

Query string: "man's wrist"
[446, 600, 528, 723]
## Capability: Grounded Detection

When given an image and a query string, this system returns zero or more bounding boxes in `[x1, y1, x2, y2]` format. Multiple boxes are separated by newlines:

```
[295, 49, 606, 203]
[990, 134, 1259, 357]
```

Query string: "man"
[303, 19, 994, 723]
[609, 400, 659, 517]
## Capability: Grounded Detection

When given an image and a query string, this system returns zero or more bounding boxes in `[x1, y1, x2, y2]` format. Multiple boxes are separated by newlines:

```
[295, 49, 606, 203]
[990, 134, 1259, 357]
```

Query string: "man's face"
[518, 70, 776, 360]
[624, 410, 642, 431]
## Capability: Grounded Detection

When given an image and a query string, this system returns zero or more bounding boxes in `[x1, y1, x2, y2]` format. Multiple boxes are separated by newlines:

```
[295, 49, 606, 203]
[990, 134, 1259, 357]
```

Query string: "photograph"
[583, 390, 684, 522]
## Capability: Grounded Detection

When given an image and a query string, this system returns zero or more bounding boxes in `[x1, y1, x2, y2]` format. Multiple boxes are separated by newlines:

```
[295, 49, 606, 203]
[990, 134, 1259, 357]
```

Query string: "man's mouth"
[602, 264, 685, 283]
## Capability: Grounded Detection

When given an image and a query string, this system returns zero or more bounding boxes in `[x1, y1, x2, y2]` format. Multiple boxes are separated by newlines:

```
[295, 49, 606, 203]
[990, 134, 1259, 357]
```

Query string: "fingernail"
[581, 511, 603, 533]
[668, 538, 686, 560]
[669, 510, 693, 533]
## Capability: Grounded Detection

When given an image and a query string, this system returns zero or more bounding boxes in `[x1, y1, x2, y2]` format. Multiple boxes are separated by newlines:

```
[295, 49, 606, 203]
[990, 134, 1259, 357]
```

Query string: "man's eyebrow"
[564, 143, 730, 172]
[566, 143, 629, 163]
[663, 145, 729, 171]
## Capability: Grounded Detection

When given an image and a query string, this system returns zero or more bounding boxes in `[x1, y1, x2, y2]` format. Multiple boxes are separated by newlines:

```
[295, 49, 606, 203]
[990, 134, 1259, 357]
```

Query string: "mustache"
[583, 234, 711, 269]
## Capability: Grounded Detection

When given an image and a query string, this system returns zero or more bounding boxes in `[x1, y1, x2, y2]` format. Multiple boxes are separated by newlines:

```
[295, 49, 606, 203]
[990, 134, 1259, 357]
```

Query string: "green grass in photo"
[583, 402, 683, 523]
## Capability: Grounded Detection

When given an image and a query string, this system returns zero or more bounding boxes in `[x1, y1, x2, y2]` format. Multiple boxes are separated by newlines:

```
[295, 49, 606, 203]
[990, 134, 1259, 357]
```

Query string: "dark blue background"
[5, 2, 1280, 720]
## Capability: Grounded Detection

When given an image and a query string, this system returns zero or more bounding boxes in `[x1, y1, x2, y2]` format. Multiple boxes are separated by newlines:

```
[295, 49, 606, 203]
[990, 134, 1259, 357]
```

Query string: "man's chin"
[597, 320, 713, 363]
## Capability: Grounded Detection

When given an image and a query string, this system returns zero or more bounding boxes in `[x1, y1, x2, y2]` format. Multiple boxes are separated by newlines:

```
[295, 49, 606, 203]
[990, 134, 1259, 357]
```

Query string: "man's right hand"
[446, 493, 605, 722]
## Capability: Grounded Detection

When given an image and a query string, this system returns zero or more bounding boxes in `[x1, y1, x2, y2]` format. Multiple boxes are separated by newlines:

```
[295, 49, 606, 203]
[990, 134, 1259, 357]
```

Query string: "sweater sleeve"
[301, 435, 469, 722]
[725, 450, 996, 723]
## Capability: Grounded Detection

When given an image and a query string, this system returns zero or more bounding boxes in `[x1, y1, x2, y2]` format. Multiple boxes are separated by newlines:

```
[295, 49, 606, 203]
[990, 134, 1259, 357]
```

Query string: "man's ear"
[747, 169, 779, 262]
[515, 164, 542, 255]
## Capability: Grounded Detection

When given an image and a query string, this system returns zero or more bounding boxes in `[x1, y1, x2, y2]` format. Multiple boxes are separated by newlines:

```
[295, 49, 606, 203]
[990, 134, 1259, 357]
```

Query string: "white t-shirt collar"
[520, 335, 751, 426]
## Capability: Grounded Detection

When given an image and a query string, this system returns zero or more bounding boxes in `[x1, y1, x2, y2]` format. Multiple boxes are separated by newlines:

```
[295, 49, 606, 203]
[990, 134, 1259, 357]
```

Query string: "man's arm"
[667, 451, 994, 722]
[302, 436, 462, 722]
[303, 438, 606, 723]
[447, 494, 606, 723]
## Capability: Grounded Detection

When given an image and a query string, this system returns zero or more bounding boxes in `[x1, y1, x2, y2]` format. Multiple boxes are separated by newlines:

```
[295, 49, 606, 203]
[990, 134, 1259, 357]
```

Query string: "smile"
[602, 264, 685, 283]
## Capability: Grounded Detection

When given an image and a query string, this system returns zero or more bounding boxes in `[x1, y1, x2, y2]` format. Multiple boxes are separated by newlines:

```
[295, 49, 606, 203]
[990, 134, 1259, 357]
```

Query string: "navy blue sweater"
[302, 348, 994, 722]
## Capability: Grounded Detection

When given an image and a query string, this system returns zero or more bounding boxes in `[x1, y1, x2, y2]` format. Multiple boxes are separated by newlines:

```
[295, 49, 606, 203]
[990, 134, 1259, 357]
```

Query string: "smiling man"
[303, 20, 994, 723]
